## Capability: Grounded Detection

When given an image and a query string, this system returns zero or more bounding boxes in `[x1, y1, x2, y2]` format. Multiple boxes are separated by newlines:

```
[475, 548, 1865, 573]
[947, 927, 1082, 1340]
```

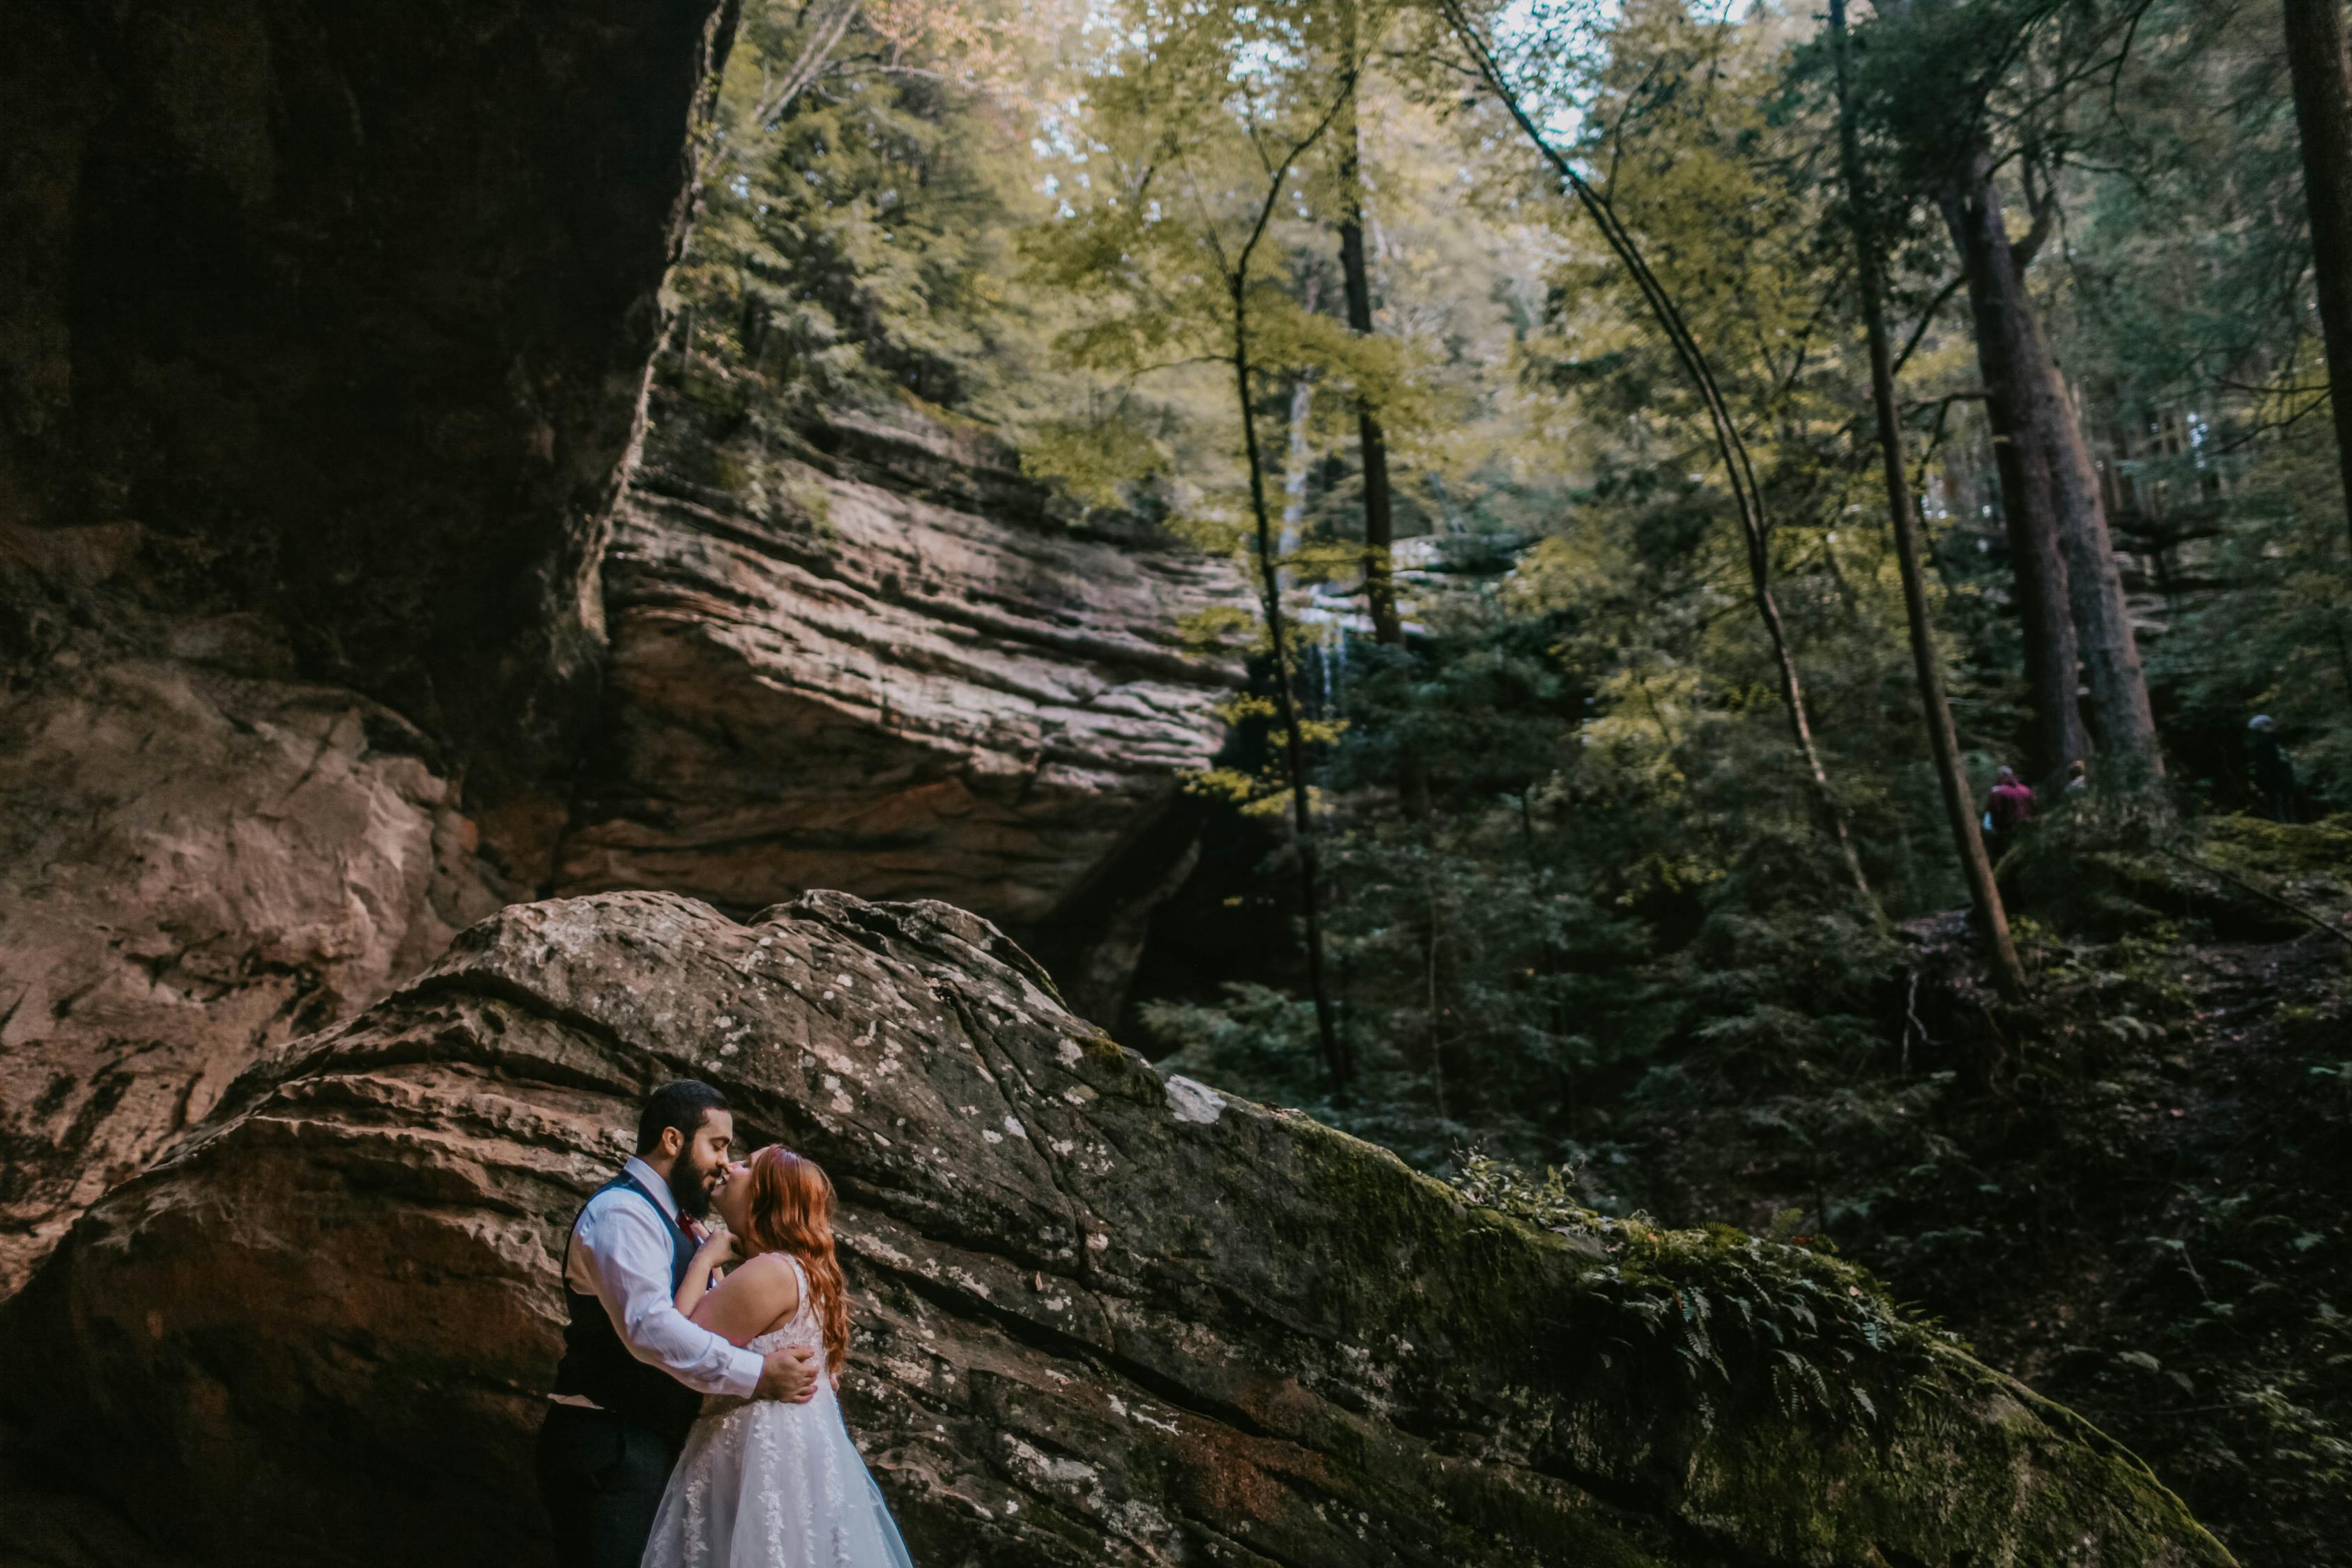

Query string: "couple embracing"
[535, 1081, 916, 1568]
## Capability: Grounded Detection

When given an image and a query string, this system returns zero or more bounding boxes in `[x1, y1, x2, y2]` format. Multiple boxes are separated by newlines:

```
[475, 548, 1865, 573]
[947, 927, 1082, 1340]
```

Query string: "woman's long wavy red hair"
[742, 1147, 850, 1374]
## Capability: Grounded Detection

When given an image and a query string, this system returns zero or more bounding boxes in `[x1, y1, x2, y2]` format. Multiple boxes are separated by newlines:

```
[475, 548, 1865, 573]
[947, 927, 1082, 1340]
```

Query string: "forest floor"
[1621, 824, 2352, 1567]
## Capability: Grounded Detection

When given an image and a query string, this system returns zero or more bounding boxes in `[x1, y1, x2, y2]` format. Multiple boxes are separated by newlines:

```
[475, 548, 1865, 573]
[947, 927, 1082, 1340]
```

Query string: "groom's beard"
[672, 1148, 719, 1222]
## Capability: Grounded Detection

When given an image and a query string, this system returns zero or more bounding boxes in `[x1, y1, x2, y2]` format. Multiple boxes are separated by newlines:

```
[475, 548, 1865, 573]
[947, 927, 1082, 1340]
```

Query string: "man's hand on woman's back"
[757, 1344, 820, 1404]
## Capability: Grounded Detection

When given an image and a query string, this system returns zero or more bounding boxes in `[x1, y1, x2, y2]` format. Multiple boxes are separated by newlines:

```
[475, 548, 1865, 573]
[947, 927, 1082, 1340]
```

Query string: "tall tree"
[1435, 0, 1881, 916]
[1226, 81, 1362, 1094]
[1333, 0, 1434, 821]
[1877, 0, 2162, 779]
[1030, 0, 1359, 1091]
[1337, 0, 1404, 651]
[1831, 0, 2026, 995]
[1940, 170, 2091, 781]
[2284, 0, 2352, 555]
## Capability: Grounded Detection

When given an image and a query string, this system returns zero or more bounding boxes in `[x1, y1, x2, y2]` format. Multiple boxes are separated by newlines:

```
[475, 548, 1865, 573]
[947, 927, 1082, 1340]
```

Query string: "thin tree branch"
[1893, 272, 1968, 377]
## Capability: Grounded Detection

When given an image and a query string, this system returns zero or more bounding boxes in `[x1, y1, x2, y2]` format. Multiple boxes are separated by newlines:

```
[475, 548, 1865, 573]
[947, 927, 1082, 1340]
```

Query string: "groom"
[537, 1080, 821, 1567]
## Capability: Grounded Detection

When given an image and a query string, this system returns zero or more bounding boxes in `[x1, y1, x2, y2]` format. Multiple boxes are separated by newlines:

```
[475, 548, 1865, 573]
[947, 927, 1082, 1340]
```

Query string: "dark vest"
[550, 1172, 705, 1442]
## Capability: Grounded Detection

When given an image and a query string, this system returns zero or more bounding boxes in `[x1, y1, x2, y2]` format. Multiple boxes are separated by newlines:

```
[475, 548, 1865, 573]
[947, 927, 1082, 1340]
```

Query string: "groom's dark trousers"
[537, 1171, 705, 1567]
[536, 1405, 683, 1568]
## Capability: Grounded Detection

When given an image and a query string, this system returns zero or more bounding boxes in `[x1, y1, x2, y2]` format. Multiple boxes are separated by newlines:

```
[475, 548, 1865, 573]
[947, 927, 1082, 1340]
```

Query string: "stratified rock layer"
[6, 891, 2231, 1568]
[558, 412, 1246, 1014]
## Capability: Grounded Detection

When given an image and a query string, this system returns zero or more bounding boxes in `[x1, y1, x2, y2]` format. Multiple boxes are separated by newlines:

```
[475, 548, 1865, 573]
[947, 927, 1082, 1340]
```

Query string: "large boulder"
[0, 645, 503, 1298]
[4, 891, 2231, 1568]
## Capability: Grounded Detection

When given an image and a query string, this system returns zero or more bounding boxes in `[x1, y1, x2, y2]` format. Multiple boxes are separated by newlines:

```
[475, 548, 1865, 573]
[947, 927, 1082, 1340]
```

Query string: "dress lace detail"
[640, 1257, 915, 1568]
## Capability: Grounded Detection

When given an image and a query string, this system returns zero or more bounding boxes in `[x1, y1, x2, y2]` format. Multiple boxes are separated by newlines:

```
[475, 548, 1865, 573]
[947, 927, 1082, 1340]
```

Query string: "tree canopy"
[656, 7, 2352, 1549]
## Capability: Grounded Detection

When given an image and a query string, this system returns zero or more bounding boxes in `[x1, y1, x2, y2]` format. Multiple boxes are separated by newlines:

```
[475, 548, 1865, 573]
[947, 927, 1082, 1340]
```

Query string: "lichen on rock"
[3, 891, 2234, 1567]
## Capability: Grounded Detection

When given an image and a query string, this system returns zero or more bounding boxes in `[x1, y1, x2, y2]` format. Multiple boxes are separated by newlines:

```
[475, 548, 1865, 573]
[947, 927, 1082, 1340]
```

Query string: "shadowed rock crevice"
[3, 892, 2233, 1568]
[3, 0, 746, 805]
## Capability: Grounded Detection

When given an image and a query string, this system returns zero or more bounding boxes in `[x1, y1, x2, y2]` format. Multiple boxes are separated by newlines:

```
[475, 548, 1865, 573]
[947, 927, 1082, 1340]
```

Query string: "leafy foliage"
[652, 0, 2352, 1555]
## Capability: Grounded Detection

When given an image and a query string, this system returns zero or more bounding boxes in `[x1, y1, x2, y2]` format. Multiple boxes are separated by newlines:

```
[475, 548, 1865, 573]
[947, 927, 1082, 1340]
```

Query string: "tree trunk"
[1235, 284, 1349, 1096]
[2285, 0, 2352, 558]
[1944, 176, 2159, 776]
[1423, 882, 1450, 1121]
[1940, 177, 2087, 781]
[1217, 76, 1359, 1095]
[1893, 0, 2158, 779]
[2040, 352, 2161, 774]
[1337, 113, 1401, 644]
[1833, 0, 2026, 997]
[1335, 1, 1429, 821]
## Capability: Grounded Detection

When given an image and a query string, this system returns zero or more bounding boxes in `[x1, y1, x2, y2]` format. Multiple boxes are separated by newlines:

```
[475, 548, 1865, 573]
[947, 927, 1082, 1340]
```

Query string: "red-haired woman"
[640, 1147, 916, 1568]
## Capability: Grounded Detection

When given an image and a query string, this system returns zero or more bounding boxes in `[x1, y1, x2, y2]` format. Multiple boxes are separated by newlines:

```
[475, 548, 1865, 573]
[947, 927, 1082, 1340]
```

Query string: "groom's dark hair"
[636, 1080, 730, 1155]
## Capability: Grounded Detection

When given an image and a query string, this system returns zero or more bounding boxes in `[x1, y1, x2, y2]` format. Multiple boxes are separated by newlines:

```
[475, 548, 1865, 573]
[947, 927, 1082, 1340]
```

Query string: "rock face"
[0, 648, 503, 1298]
[2, 0, 741, 807]
[0, 0, 739, 1293]
[557, 411, 1247, 1017]
[0, 3, 1242, 1304]
[6, 891, 2231, 1568]
[0, 524, 517, 1300]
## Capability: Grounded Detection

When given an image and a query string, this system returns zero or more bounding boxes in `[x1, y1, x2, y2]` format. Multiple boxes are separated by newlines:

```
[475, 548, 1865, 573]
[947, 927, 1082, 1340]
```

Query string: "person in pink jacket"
[1985, 765, 2036, 854]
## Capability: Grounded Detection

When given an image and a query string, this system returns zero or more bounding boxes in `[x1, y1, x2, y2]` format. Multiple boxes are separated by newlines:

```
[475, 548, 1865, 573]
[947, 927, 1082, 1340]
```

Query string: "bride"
[642, 1147, 916, 1568]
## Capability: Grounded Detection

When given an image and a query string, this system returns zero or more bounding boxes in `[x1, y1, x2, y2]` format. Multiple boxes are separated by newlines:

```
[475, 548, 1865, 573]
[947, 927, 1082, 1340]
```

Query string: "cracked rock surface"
[0, 650, 504, 1298]
[5, 891, 2231, 1568]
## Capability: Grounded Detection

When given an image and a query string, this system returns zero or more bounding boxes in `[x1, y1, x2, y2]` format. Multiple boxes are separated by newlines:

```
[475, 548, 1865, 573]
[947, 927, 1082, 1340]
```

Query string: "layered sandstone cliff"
[4, 891, 2231, 1568]
[0, 0, 1261, 1298]
[558, 410, 1247, 1021]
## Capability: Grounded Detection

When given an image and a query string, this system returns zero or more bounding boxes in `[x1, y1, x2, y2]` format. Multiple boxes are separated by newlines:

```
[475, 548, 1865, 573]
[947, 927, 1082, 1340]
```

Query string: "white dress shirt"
[559, 1155, 762, 1402]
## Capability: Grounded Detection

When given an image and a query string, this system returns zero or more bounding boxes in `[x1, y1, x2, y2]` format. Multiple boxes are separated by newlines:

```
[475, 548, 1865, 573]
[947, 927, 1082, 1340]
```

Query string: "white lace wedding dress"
[641, 1258, 916, 1568]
